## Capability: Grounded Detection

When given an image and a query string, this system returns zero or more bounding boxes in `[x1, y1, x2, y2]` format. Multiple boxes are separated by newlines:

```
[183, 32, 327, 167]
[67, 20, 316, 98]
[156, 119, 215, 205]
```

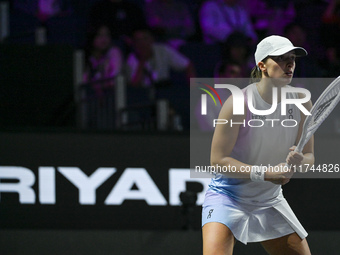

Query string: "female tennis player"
[202, 35, 315, 255]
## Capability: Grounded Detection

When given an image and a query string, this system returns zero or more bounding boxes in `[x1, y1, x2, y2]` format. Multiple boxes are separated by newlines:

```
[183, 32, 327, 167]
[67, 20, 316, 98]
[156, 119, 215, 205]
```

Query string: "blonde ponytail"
[250, 66, 262, 83]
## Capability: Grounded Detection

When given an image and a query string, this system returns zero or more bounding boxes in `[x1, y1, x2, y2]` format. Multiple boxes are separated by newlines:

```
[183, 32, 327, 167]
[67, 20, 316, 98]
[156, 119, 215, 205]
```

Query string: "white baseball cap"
[254, 35, 307, 66]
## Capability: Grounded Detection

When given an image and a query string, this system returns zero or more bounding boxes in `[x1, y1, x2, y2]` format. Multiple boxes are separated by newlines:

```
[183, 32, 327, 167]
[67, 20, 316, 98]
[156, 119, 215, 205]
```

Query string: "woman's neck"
[257, 79, 284, 104]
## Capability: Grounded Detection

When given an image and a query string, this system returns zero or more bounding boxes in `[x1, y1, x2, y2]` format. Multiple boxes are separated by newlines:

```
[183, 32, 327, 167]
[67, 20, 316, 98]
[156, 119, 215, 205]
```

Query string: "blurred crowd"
[6, 0, 340, 130]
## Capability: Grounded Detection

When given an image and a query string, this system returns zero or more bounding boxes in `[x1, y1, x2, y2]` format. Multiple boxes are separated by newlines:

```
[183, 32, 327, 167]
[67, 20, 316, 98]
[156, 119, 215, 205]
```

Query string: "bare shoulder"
[218, 94, 246, 121]
[298, 92, 313, 111]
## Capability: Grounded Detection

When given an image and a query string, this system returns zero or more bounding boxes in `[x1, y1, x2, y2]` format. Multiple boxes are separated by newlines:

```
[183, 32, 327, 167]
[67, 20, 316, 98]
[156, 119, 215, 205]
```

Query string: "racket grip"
[285, 146, 301, 168]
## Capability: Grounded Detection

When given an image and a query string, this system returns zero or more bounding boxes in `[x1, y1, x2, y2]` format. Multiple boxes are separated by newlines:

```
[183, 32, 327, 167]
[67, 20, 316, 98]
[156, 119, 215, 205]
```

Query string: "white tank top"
[209, 83, 301, 205]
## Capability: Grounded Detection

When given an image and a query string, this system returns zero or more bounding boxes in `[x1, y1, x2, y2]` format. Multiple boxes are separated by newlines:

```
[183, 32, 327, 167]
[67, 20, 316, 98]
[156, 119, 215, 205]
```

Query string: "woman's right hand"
[264, 163, 294, 185]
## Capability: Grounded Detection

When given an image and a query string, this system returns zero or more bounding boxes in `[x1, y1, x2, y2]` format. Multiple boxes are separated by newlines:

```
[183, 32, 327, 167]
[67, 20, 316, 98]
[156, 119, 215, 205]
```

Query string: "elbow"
[210, 155, 220, 167]
[210, 160, 219, 167]
[210, 156, 230, 167]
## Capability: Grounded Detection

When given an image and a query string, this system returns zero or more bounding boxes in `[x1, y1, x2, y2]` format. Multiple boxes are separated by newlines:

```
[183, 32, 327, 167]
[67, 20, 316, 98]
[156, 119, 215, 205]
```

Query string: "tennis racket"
[295, 75, 340, 153]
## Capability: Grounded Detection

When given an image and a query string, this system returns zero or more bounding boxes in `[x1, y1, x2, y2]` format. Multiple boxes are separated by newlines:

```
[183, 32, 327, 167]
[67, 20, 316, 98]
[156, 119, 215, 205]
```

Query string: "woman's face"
[261, 51, 296, 84]
[93, 26, 112, 51]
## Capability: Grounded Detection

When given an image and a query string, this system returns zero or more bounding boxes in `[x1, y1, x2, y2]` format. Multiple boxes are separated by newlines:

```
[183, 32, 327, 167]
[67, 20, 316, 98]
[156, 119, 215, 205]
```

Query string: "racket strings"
[309, 94, 337, 127]
[296, 76, 340, 152]
[308, 80, 340, 130]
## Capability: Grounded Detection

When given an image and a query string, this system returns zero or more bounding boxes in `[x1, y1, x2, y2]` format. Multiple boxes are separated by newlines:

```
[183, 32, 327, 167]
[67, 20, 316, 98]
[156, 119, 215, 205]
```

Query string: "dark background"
[0, 45, 339, 254]
[0, 131, 340, 231]
[0, 131, 340, 255]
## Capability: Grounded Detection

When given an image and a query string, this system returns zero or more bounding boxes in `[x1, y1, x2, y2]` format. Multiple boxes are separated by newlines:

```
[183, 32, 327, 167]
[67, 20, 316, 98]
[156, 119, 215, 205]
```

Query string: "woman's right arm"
[210, 95, 292, 185]
[210, 95, 252, 179]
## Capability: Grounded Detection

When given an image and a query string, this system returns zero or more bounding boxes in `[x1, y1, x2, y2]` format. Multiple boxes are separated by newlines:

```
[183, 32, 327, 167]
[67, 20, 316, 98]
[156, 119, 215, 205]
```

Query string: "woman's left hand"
[286, 146, 304, 167]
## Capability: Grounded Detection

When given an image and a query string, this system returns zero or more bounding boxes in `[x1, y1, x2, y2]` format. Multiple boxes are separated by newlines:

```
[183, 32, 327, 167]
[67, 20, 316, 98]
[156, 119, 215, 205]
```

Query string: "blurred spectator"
[319, 45, 340, 78]
[322, 0, 340, 25]
[319, 0, 340, 77]
[294, 0, 328, 60]
[214, 60, 242, 78]
[220, 32, 253, 77]
[284, 22, 321, 78]
[145, 0, 195, 48]
[199, 0, 257, 44]
[83, 24, 123, 96]
[125, 28, 195, 131]
[11, 0, 83, 46]
[88, 0, 147, 42]
[13, 0, 72, 23]
[195, 60, 243, 131]
[244, 0, 295, 37]
[321, 0, 340, 51]
[126, 28, 195, 88]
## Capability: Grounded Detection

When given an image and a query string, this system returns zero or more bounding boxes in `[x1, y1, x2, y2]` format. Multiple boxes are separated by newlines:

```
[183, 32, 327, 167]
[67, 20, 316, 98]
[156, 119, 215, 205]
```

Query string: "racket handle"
[285, 145, 302, 168]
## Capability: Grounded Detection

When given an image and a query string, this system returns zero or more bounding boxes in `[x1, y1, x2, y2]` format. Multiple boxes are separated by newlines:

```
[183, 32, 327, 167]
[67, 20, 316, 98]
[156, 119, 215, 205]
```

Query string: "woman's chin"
[268, 77, 293, 86]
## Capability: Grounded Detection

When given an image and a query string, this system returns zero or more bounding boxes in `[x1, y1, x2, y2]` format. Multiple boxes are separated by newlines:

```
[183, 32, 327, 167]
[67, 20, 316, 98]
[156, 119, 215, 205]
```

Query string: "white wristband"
[250, 165, 265, 182]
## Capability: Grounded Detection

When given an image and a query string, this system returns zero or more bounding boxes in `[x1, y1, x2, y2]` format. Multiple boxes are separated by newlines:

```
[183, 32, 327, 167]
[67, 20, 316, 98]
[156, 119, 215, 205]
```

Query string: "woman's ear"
[258, 61, 266, 73]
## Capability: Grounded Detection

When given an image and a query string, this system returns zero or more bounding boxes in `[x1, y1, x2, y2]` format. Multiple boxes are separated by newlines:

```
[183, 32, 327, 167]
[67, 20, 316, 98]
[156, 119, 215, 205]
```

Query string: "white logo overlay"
[190, 78, 339, 179]
[201, 84, 311, 129]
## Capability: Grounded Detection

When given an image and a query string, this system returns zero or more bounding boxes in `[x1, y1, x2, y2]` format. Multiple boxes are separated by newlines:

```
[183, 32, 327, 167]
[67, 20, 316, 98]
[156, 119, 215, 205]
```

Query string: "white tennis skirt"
[201, 190, 308, 245]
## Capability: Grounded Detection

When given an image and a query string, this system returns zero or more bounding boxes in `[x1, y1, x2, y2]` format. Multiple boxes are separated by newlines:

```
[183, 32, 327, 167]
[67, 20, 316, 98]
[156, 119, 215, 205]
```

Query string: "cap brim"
[268, 46, 308, 57]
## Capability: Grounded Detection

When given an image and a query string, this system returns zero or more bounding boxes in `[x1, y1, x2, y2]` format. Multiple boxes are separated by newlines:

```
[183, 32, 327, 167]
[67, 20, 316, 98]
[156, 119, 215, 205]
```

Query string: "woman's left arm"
[286, 95, 315, 172]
